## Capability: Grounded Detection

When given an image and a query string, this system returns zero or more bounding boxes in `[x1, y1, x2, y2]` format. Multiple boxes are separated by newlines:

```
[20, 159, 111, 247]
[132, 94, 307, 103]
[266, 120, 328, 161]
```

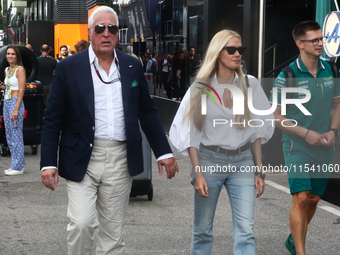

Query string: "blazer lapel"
[116, 51, 132, 117]
[71, 50, 95, 121]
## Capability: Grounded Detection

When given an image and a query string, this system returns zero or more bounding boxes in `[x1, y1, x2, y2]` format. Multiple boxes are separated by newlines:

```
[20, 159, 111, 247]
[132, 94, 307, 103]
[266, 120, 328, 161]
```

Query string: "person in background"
[25, 44, 33, 52]
[161, 53, 171, 94]
[142, 49, 149, 72]
[146, 52, 158, 95]
[187, 46, 200, 85]
[0, 45, 26, 176]
[170, 29, 273, 255]
[36, 44, 57, 108]
[171, 50, 186, 100]
[66, 45, 72, 56]
[57, 45, 68, 61]
[74, 39, 90, 53]
[126, 45, 143, 66]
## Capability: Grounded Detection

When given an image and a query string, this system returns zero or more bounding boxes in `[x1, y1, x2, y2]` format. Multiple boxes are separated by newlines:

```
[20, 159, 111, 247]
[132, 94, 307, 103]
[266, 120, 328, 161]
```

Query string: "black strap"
[326, 60, 339, 88]
[282, 65, 295, 99]
[245, 74, 249, 88]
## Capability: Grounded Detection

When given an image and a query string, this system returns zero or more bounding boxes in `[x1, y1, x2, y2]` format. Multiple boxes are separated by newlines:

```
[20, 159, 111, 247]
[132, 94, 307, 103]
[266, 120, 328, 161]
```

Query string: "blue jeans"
[190, 147, 256, 255]
[3, 96, 25, 170]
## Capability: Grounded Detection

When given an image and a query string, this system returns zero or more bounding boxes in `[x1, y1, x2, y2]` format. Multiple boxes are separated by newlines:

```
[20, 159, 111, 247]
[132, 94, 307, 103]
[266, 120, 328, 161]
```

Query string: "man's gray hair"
[126, 45, 133, 53]
[88, 6, 119, 28]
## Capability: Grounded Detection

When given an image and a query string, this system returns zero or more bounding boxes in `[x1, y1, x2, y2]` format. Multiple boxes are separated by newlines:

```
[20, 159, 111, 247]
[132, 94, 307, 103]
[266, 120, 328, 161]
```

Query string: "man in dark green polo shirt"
[272, 21, 340, 255]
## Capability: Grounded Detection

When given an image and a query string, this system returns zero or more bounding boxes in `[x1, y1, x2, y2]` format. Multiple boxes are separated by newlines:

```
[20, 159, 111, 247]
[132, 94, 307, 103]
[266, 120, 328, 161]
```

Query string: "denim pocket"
[198, 147, 216, 160]
[241, 149, 253, 161]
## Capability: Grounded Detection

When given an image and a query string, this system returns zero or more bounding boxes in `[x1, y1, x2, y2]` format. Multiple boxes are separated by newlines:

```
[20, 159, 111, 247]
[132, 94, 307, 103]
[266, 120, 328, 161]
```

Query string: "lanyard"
[93, 60, 120, 84]
[6, 65, 17, 90]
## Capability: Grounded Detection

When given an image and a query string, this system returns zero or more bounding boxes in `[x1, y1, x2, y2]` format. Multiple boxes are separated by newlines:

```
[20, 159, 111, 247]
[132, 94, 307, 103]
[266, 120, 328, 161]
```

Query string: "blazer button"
[90, 143, 93, 147]
[92, 126, 95, 130]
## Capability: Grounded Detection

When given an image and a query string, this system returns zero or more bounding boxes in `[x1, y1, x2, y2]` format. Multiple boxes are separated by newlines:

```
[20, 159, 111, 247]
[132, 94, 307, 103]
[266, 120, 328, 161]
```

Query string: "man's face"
[179, 53, 185, 61]
[60, 47, 68, 57]
[89, 12, 118, 56]
[298, 30, 323, 57]
[189, 48, 195, 56]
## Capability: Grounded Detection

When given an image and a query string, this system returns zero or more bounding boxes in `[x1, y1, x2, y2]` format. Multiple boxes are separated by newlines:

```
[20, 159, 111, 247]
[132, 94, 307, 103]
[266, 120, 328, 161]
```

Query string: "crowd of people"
[126, 45, 201, 99]
[0, 7, 339, 255]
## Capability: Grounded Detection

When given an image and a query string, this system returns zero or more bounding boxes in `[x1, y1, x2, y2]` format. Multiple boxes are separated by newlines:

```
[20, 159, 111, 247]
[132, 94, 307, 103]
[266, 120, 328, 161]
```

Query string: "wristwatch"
[329, 128, 338, 138]
[255, 171, 266, 179]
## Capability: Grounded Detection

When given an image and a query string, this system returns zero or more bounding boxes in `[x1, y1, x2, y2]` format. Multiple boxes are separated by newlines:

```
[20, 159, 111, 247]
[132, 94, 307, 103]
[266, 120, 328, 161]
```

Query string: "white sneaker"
[4, 168, 11, 173]
[5, 169, 24, 176]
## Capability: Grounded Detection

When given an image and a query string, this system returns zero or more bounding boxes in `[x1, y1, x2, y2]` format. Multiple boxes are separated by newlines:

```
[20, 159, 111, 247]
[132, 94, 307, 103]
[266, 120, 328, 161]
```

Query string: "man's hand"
[41, 168, 59, 191]
[322, 131, 336, 148]
[304, 130, 326, 146]
[255, 177, 265, 198]
[157, 157, 179, 179]
[195, 177, 209, 197]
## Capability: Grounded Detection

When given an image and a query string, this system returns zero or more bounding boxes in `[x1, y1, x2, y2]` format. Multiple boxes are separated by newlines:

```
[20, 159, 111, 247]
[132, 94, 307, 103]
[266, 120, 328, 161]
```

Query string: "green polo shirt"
[271, 56, 340, 145]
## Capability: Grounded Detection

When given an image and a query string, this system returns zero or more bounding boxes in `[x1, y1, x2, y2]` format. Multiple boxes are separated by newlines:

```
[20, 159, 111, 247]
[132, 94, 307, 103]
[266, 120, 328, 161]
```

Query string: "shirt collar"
[212, 71, 239, 87]
[296, 55, 325, 73]
[88, 44, 119, 66]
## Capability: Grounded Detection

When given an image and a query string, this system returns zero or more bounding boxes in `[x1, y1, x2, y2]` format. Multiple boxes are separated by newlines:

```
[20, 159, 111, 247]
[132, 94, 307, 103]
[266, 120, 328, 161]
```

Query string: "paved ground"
[0, 141, 340, 255]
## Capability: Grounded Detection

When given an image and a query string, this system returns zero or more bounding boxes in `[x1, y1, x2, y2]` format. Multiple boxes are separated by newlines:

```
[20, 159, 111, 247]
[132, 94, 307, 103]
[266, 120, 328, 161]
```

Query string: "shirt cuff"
[156, 153, 173, 161]
[41, 166, 58, 172]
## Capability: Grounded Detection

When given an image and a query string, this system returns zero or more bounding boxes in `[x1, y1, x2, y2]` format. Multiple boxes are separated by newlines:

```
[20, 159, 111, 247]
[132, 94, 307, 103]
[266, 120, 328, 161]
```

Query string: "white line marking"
[265, 180, 291, 194]
[318, 206, 340, 217]
[266, 180, 340, 217]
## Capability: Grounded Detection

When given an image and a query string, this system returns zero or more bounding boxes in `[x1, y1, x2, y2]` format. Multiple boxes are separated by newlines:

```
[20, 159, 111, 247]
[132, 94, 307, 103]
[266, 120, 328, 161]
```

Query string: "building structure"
[4, 0, 119, 58]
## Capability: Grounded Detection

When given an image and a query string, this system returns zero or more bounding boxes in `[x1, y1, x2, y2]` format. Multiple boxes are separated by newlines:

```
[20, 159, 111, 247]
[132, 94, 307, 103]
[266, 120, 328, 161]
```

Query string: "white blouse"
[169, 72, 274, 156]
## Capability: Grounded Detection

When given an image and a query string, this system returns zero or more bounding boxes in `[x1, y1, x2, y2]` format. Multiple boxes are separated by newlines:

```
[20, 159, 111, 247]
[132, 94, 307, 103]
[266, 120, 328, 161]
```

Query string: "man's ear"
[296, 40, 303, 50]
[88, 28, 92, 40]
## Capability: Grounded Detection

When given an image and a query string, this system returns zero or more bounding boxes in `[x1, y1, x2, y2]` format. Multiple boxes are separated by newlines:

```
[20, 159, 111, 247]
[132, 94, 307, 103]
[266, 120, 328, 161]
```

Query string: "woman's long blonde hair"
[183, 29, 252, 131]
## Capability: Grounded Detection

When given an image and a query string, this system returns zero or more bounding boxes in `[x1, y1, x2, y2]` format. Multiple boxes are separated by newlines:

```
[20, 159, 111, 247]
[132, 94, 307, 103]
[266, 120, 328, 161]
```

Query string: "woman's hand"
[11, 108, 18, 122]
[195, 177, 209, 197]
[0, 82, 5, 90]
[255, 176, 265, 198]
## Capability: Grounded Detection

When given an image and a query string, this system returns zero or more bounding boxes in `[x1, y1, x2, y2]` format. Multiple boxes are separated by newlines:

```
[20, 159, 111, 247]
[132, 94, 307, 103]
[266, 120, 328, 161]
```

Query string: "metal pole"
[334, 0, 339, 11]
[258, 0, 265, 79]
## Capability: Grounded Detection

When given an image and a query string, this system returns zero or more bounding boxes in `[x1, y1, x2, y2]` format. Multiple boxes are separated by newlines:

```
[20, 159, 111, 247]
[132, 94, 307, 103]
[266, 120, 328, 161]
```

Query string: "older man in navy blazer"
[40, 6, 178, 255]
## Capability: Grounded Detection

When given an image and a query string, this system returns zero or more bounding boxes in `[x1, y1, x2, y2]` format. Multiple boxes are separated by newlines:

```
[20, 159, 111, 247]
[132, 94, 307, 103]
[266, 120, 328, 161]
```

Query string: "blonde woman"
[0, 45, 26, 175]
[170, 30, 274, 254]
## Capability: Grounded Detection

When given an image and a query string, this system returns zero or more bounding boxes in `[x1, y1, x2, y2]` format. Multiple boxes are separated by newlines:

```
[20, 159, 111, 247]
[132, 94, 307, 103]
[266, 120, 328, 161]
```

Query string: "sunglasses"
[94, 24, 119, 35]
[223, 46, 246, 55]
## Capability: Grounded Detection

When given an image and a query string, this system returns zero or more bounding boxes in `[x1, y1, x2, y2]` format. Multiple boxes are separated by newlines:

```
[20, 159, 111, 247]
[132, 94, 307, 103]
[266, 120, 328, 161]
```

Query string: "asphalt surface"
[0, 141, 340, 255]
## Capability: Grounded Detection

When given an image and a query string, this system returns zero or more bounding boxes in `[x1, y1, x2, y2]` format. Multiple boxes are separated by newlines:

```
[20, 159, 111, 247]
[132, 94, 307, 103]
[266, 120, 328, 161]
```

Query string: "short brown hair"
[74, 39, 90, 53]
[292, 21, 321, 41]
[60, 45, 67, 51]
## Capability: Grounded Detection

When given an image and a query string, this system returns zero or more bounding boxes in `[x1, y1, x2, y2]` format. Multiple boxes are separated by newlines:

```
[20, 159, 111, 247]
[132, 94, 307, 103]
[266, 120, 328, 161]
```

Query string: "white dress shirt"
[42, 46, 172, 171]
[169, 72, 275, 156]
[89, 46, 126, 141]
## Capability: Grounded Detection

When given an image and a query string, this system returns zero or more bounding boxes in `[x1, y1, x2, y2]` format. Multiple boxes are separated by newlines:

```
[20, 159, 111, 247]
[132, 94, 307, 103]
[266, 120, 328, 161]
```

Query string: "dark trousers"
[43, 85, 51, 108]
[162, 71, 170, 90]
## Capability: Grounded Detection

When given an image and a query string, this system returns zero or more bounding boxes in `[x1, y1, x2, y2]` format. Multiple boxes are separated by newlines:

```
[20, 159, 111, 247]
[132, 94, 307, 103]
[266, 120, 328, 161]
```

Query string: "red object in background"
[24, 110, 27, 119]
[146, 75, 151, 80]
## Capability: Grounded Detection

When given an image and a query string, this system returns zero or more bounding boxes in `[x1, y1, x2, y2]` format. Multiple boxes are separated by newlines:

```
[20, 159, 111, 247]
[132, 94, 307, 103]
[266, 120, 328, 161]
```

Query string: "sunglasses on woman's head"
[223, 46, 246, 55]
[94, 24, 119, 35]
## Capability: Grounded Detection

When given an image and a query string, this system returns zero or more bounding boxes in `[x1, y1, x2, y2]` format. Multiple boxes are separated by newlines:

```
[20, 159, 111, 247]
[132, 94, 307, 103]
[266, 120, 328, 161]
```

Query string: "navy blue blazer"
[40, 49, 172, 182]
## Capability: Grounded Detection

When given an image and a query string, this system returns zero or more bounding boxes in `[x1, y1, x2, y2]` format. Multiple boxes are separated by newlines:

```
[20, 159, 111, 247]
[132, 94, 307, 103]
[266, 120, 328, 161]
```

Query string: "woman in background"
[0, 45, 26, 175]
